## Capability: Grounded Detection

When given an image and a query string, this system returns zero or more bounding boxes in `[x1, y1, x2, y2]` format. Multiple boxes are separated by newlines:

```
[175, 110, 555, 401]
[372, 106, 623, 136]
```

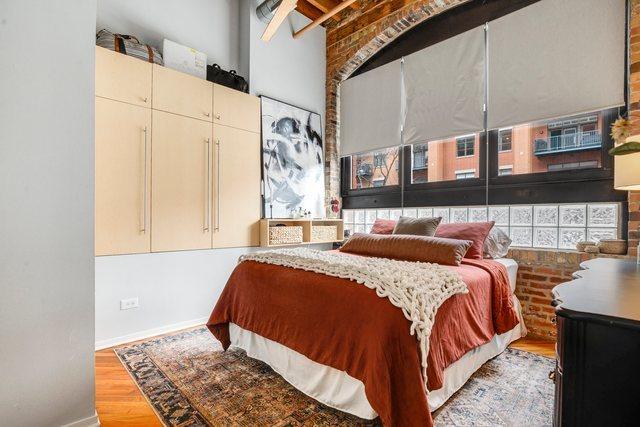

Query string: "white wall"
[0, 1, 97, 426]
[94, 1, 327, 347]
[97, 0, 241, 71]
[95, 248, 256, 348]
[247, 2, 326, 116]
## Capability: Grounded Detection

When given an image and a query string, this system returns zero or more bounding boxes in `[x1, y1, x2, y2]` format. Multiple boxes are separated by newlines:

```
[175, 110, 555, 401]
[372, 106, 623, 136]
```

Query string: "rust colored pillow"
[370, 219, 396, 235]
[434, 221, 495, 260]
[339, 233, 473, 266]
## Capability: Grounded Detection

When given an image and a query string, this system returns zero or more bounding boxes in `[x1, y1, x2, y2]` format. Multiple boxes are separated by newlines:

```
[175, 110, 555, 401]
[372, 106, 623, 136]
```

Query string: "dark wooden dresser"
[552, 258, 640, 426]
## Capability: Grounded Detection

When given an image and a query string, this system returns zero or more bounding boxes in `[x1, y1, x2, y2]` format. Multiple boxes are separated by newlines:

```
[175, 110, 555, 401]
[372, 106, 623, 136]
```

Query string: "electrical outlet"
[120, 297, 139, 311]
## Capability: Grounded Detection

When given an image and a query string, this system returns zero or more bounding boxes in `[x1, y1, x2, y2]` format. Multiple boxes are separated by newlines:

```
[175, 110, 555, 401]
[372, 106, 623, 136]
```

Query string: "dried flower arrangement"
[609, 117, 640, 155]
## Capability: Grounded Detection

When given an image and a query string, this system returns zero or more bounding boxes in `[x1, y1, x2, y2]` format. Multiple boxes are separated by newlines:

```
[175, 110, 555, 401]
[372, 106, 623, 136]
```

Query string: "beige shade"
[614, 150, 640, 191]
[340, 59, 403, 156]
[488, 0, 625, 129]
[403, 26, 485, 144]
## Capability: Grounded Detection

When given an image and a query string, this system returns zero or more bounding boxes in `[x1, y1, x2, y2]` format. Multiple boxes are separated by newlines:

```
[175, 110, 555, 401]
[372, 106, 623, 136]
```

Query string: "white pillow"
[483, 227, 512, 259]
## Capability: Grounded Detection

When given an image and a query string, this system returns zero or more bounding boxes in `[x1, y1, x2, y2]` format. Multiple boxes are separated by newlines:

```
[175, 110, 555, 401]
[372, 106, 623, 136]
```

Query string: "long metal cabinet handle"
[204, 138, 211, 232]
[141, 126, 148, 233]
[215, 139, 220, 231]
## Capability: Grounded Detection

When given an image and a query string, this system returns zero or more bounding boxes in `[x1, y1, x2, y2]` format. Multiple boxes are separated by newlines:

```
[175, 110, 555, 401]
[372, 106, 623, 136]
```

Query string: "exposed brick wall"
[629, 1, 640, 258]
[508, 249, 592, 339]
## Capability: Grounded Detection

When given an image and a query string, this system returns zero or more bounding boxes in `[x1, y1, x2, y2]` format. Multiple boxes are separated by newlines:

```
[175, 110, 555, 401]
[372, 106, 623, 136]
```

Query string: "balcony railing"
[534, 130, 602, 156]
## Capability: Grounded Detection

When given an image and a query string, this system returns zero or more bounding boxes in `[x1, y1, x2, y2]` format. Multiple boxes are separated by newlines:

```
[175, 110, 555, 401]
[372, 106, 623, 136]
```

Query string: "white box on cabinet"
[162, 39, 207, 79]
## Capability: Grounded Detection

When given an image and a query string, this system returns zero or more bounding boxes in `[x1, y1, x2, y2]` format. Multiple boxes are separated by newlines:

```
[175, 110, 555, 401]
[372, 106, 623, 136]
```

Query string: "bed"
[207, 250, 523, 426]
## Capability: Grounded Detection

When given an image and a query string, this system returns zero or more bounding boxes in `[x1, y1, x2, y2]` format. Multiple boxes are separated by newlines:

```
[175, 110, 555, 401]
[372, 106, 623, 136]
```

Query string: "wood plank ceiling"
[296, 0, 359, 24]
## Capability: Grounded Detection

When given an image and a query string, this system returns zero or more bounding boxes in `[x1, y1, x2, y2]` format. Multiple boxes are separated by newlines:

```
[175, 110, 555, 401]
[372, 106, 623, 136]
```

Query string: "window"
[455, 169, 476, 180]
[456, 136, 475, 157]
[547, 160, 599, 171]
[343, 203, 620, 250]
[411, 143, 428, 184]
[349, 147, 400, 189]
[497, 111, 604, 177]
[498, 129, 512, 152]
[339, 0, 625, 210]
[498, 165, 513, 176]
[409, 133, 482, 184]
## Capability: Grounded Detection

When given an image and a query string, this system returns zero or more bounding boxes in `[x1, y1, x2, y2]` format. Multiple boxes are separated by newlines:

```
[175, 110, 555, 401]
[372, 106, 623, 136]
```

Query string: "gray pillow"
[392, 216, 442, 236]
[483, 227, 512, 259]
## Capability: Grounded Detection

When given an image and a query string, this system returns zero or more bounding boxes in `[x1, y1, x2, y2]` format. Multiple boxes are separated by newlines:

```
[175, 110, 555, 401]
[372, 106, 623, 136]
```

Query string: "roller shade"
[340, 59, 402, 156]
[403, 26, 485, 145]
[488, 0, 626, 129]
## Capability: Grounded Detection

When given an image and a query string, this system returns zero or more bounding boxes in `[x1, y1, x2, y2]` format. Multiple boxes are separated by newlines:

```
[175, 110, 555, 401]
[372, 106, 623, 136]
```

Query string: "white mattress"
[495, 258, 518, 293]
[229, 259, 525, 420]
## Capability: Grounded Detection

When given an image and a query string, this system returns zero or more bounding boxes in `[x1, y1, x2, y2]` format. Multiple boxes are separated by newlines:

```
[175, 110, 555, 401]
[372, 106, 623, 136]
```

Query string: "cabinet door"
[152, 111, 213, 252]
[95, 97, 151, 255]
[213, 125, 261, 248]
[152, 64, 213, 122]
[95, 46, 152, 108]
[213, 84, 260, 133]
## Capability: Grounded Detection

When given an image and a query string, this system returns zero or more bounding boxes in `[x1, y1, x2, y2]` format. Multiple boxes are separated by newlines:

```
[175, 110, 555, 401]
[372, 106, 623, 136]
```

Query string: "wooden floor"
[95, 334, 555, 426]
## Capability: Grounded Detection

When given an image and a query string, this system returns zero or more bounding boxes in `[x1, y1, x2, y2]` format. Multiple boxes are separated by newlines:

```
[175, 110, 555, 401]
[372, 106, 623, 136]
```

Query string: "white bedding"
[229, 258, 525, 419]
[494, 257, 518, 293]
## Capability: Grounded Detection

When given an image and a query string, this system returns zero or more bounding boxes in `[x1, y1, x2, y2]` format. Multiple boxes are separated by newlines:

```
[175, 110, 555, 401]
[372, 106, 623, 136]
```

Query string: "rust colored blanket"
[207, 256, 519, 427]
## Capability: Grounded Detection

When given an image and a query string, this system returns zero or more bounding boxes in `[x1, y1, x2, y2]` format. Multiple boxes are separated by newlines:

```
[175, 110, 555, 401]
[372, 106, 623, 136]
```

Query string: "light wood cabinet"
[153, 64, 213, 122]
[95, 97, 151, 255]
[95, 46, 152, 108]
[95, 48, 263, 255]
[213, 124, 261, 248]
[213, 84, 261, 133]
[151, 111, 213, 252]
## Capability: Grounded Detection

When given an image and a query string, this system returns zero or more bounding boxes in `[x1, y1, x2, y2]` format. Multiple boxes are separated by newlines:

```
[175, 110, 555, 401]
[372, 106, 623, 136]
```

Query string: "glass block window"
[342, 202, 620, 250]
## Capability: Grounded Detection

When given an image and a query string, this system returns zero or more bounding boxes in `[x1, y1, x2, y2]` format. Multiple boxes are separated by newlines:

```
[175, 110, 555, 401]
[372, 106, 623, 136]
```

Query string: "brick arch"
[323, 0, 470, 211]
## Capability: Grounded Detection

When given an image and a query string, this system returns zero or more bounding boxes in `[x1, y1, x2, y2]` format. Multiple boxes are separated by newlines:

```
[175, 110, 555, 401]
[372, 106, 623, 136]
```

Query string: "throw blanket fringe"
[239, 248, 468, 390]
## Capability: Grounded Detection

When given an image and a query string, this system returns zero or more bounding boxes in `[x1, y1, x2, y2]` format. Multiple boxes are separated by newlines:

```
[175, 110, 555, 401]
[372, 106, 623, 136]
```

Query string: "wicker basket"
[269, 226, 303, 245]
[576, 241, 596, 252]
[311, 225, 338, 242]
[597, 239, 627, 255]
[584, 245, 600, 254]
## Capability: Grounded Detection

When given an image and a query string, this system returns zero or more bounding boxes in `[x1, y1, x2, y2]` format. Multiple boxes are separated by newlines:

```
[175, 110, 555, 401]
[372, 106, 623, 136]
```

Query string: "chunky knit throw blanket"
[239, 248, 468, 389]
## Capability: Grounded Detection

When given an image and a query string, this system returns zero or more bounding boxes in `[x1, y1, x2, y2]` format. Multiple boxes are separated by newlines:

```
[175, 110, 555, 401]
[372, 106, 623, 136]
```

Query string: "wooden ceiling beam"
[305, 0, 342, 22]
[296, 0, 325, 21]
[294, 0, 358, 39]
[261, 0, 298, 42]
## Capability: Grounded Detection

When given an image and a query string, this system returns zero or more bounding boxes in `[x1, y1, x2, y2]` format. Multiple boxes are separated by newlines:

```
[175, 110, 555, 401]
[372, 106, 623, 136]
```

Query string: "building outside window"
[498, 129, 512, 152]
[411, 143, 428, 183]
[498, 165, 513, 176]
[456, 136, 475, 157]
[548, 160, 599, 171]
[497, 112, 603, 176]
[350, 147, 400, 189]
[455, 169, 476, 180]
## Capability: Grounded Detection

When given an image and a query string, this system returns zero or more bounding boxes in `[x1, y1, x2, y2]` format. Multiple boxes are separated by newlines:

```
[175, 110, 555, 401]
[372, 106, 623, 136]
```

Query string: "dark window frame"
[340, 0, 629, 216]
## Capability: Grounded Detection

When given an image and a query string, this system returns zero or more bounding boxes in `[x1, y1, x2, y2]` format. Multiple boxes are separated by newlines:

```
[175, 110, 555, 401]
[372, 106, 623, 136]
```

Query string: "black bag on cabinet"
[206, 64, 249, 93]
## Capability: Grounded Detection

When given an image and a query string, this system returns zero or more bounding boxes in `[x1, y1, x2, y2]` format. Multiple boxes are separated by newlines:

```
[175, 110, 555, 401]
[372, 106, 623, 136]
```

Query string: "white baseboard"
[95, 317, 209, 350]
[62, 411, 100, 427]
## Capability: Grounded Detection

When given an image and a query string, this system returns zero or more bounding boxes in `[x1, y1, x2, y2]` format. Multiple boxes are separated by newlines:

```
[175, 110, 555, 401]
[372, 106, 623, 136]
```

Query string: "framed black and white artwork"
[261, 96, 324, 219]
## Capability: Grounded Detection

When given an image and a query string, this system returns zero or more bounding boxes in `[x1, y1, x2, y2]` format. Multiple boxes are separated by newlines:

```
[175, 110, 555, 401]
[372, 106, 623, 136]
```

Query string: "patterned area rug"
[115, 327, 554, 426]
